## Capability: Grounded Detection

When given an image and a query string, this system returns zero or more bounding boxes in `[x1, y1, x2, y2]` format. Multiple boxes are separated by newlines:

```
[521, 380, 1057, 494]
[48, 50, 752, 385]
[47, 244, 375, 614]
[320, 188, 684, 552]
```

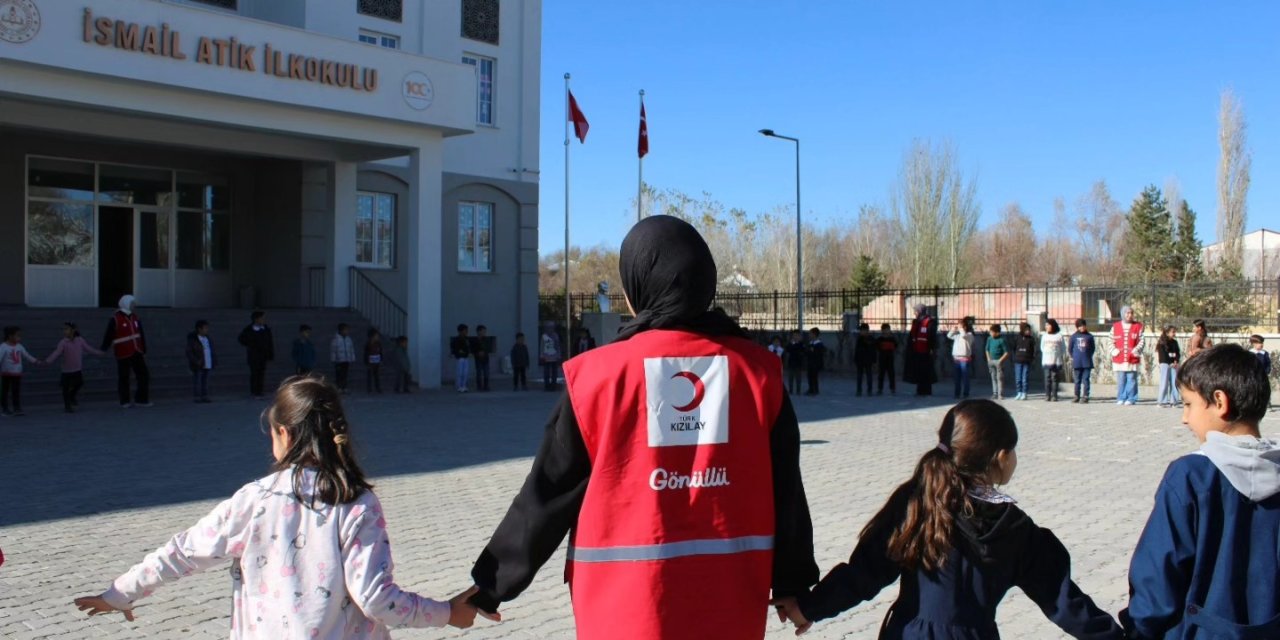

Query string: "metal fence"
[541, 279, 1280, 336]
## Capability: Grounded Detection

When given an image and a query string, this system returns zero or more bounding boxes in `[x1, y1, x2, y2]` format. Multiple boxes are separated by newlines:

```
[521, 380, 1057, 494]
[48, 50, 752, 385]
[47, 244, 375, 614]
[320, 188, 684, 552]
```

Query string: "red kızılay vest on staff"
[111, 311, 145, 359]
[1111, 320, 1143, 365]
[561, 329, 784, 640]
[910, 315, 933, 353]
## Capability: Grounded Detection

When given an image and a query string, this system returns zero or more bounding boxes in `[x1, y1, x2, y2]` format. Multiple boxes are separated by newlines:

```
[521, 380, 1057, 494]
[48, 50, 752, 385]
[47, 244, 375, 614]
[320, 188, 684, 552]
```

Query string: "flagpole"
[563, 73, 571, 357]
[638, 89, 644, 223]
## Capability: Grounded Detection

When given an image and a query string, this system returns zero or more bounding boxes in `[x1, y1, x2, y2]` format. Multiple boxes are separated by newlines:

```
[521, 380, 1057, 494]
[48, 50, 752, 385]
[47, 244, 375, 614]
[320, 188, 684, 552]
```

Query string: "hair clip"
[936, 442, 951, 455]
[333, 434, 349, 445]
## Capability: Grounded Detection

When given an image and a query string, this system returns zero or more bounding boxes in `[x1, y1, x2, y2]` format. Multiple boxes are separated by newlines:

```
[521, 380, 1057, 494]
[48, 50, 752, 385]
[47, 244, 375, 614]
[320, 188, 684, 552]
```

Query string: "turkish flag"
[638, 101, 649, 158]
[568, 90, 589, 143]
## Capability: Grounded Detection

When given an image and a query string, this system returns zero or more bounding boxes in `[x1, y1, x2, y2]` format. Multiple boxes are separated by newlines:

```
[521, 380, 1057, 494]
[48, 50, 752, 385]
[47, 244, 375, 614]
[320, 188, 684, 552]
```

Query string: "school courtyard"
[0, 383, 1252, 640]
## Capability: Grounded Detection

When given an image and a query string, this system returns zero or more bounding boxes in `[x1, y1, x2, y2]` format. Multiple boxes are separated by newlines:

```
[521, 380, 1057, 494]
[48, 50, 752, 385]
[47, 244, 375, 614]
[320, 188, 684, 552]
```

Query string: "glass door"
[135, 205, 173, 307]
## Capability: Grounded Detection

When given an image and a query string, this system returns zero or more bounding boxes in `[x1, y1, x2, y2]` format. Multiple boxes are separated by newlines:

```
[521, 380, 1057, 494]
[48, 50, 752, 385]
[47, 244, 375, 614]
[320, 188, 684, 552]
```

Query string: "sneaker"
[1124, 400, 1136, 406]
[136, 402, 154, 407]
[1072, 397, 1080, 403]
[121, 403, 134, 408]
[1082, 397, 1090, 404]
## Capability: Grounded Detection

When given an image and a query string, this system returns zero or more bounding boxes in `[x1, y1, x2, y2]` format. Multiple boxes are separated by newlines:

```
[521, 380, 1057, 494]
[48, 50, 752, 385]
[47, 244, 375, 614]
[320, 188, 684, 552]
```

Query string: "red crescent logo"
[670, 371, 706, 412]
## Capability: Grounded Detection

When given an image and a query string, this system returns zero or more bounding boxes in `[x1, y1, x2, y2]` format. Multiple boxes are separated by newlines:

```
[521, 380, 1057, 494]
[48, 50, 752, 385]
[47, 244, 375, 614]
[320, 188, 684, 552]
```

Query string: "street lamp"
[759, 128, 803, 330]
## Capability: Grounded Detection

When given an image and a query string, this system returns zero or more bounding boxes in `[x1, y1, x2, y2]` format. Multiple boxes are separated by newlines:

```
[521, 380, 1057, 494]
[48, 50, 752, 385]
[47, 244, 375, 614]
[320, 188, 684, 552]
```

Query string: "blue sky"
[537, 1, 1279, 255]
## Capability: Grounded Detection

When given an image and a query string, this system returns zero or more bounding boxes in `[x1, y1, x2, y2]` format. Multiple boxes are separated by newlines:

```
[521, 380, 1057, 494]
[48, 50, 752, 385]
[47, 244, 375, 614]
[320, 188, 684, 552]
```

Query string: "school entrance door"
[97, 205, 172, 308]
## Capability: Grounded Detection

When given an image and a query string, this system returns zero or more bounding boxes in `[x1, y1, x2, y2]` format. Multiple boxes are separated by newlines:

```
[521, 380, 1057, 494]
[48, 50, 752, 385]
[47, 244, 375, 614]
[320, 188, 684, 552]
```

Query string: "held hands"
[73, 595, 135, 622]
[448, 585, 501, 629]
[770, 596, 812, 636]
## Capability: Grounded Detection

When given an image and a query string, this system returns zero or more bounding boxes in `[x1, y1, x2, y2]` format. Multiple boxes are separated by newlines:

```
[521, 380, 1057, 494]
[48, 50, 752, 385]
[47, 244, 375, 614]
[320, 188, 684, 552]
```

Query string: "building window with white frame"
[461, 55, 495, 125]
[358, 30, 399, 49]
[458, 201, 493, 272]
[356, 192, 396, 268]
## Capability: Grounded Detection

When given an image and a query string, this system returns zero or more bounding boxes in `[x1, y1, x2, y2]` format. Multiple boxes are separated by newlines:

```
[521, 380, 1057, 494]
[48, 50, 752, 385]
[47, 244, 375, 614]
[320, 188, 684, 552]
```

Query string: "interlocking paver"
[2, 382, 1263, 639]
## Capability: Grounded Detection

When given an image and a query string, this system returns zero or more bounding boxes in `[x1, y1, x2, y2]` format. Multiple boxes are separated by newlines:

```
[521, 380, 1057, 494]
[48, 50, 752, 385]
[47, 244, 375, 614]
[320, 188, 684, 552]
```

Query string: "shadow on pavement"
[0, 378, 1001, 528]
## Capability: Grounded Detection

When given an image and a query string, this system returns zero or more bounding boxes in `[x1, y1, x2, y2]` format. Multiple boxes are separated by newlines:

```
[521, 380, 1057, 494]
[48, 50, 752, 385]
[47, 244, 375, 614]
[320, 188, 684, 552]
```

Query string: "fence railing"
[349, 267, 407, 339]
[541, 279, 1280, 336]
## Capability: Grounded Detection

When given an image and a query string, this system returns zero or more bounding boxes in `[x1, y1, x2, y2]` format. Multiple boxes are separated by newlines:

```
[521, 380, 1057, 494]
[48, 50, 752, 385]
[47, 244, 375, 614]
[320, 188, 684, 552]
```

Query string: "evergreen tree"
[1172, 200, 1203, 282]
[849, 254, 889, 291]
[1124, 185, 1175, 283]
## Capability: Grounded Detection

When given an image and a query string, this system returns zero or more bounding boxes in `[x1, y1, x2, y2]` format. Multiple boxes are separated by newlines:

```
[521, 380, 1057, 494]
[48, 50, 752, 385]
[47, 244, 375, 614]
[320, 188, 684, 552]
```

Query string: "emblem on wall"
[401, 71, 434, 110]
[0, 0, 40, 44]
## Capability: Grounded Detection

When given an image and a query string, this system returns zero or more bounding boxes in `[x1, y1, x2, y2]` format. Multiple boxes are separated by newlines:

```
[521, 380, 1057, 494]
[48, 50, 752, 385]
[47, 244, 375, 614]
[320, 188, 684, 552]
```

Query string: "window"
[27, 158, 95, 267]
[176, 173, 231, 271]
[462, 0, 499, 44]
[357, 0, 402, 22]
[458, 202, 493, 272]
[356, 192, 396, 268]
[461, 55, 495, 125]
[358, 30, 399, 49]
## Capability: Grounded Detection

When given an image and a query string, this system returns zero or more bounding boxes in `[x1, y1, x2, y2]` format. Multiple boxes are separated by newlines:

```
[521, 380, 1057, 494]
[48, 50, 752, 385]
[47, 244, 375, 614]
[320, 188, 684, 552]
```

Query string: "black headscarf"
[614, 215, 749, 342]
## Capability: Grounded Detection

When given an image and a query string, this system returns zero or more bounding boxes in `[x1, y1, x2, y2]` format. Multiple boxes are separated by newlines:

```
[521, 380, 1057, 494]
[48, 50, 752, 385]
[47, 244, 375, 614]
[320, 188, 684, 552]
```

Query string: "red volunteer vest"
[1111, 321, 1142, 365]
[910, 315, 933, 353]
[562, 329, 783, 640]
[111, 311, 144, 359]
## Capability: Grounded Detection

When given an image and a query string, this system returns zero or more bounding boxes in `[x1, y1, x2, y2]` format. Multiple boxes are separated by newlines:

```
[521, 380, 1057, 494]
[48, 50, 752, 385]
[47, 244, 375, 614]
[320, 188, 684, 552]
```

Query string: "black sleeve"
[797, 486, 906, 622]
[1015, 524, 1125, 640]
[470, 393, 591, 613]
[770, 393, 819, 597]
[101, 318, 115, 352]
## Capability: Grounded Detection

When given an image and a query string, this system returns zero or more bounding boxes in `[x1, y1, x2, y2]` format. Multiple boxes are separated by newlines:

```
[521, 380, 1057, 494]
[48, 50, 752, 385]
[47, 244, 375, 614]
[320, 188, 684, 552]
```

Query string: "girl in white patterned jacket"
[74, 376, 484, 639]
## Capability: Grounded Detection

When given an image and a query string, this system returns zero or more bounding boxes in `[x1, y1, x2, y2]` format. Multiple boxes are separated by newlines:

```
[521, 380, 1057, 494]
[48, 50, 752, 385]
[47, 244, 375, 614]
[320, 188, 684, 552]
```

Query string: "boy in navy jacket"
[1068, 319, 1096, 403]
[1121, 343, 1278, 639]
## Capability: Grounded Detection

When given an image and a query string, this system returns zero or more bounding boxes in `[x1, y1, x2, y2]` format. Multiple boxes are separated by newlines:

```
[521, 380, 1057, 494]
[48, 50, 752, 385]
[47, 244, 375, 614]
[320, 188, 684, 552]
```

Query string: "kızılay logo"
[644, 355, 729, 447]
[0, 0, 40, 44]
[401, 71, 433, 110]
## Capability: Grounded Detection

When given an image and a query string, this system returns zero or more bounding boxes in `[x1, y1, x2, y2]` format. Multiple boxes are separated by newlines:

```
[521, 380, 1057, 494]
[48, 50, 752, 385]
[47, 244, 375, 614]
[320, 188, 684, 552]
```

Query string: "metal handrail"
[349, 267, 407, 338]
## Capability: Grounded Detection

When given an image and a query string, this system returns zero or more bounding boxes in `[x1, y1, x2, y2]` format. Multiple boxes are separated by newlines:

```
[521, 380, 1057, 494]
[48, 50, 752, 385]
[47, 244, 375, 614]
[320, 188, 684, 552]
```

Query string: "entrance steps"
[0, 308, 376, 407]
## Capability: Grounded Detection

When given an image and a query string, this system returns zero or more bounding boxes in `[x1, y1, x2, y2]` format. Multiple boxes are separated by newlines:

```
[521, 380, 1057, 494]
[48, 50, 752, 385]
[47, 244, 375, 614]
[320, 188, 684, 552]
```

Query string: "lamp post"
[759, 128, 802, 330]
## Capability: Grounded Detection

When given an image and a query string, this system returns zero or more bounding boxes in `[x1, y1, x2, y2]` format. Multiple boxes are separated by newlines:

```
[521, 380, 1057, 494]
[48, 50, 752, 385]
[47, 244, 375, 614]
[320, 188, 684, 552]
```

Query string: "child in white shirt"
[73, 376, 485, 639]
[1039, 319, 1067, 402]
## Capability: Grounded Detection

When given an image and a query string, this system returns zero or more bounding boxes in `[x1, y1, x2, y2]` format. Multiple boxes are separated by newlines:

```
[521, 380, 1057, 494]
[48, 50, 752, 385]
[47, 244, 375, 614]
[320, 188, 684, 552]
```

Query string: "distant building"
[1202, 229, 1280, 280]
[0, 0, 542, 386]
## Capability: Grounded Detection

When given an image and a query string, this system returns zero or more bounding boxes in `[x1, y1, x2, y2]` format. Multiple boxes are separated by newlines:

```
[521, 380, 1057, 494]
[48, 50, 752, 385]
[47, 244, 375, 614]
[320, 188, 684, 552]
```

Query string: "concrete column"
[406, 143, 444, 388]
[327, 161, 358, 307]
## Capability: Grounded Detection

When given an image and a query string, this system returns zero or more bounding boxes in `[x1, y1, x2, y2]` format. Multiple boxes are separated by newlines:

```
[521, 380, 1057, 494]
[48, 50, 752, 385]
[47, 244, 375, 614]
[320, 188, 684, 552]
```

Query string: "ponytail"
[861, 400, 1018, 572]
[266, 376, 374, 507]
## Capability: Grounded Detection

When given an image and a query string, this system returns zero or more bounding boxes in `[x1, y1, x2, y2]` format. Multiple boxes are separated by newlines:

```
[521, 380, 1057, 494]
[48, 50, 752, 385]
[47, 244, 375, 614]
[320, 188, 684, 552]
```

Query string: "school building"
[0, 0, 541, 387]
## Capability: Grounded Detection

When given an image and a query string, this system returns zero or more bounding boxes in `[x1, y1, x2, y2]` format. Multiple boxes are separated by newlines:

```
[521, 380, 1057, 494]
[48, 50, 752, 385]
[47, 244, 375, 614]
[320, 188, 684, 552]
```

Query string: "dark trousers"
[335, 362, 350, 390]
[806, 367, 821, 395]
[116, 354, 149, 405]
[542, 362, 559, 390]
[1, 376, 21, 412]
[193, 369, 210, 400]
[878, 358, 896, 393]
[787, 368, 803, 395]
[1074, 367, 1092, 399]
[393, 370, 412, 393]
[61, 371, 84, 410]
[366, 364, 381, 393]
[475, 359, 490, 391]
[1044, 365, 1061, 400]
[513, 367, 527, 390]
[249, 364, 266, 397]
[855, 365, 873, 395]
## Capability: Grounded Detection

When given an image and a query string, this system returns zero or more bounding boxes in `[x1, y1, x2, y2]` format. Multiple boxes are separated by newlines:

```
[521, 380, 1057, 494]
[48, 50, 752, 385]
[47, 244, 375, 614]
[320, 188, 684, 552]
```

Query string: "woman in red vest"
[1110, 305, 1144, 405]
[468, 215, 818, 640]
[903, 304, 939, 396]
[100, 294, 150, 408]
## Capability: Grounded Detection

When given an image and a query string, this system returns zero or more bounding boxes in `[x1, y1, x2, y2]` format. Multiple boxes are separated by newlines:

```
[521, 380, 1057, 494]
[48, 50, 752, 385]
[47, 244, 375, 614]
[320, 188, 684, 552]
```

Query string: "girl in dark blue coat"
[777, 400, 1123, 639]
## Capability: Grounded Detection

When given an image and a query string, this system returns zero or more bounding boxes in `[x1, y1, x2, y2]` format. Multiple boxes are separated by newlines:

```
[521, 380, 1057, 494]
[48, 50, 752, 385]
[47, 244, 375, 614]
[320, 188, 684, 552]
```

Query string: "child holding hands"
[73, 376, 485, 638]
[776, 400, 1123, 639]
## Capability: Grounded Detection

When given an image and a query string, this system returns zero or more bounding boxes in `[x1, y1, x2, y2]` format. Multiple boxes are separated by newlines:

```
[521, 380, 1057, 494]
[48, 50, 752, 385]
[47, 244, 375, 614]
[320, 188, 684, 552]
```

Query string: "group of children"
[69, 344, 1277, 639]
[191, 316, 416, 400]
[2, 323, 106, 416]
[449, 323, 592, 393]
[770, 328, 831, 396]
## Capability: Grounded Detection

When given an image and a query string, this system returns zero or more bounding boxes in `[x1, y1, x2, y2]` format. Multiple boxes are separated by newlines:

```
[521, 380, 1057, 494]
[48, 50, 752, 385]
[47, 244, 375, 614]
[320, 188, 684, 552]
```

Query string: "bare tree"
[986, 203, 1037, 286]
[1073, 180, 1126, 284]
[890, 139, 979, 288]
[1216, 88, 1251, 277]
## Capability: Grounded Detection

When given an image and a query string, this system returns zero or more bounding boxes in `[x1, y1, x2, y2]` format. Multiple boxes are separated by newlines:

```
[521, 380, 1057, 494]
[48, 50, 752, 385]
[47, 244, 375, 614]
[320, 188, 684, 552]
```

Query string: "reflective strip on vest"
[569, 535, 774, 563]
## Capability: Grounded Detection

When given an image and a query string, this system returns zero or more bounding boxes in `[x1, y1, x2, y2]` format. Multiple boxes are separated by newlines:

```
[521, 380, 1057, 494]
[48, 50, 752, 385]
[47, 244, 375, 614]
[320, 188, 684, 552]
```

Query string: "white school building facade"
[0, 0, 542, 387]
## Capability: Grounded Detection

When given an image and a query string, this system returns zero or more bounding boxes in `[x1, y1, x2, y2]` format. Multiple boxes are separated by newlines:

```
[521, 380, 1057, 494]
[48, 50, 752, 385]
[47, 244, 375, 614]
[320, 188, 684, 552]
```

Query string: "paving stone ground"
[2, 378, 1270, 639]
